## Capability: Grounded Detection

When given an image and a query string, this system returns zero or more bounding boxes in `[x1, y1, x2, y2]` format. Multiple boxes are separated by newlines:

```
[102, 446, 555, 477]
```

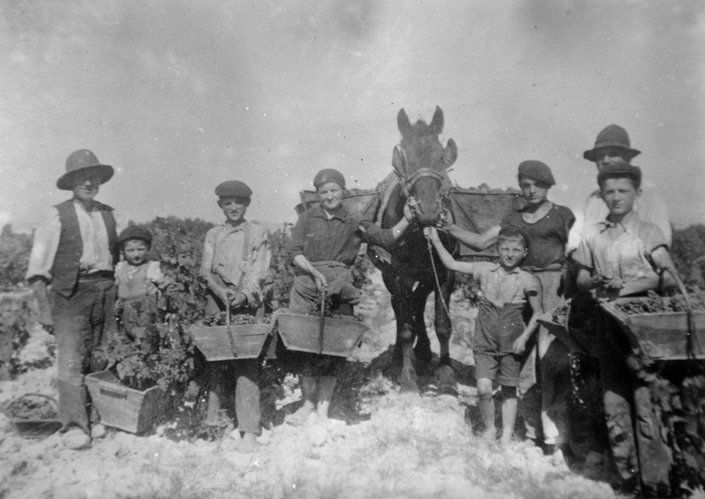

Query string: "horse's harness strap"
[403, 167, 450, 197]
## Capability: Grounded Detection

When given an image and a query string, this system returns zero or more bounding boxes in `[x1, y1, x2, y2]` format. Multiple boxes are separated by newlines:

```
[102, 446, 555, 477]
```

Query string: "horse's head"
[393, 106, 457, 225]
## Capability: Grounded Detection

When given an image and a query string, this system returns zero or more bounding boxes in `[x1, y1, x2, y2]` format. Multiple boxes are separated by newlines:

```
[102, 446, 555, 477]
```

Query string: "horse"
[370, 106, 459, 393]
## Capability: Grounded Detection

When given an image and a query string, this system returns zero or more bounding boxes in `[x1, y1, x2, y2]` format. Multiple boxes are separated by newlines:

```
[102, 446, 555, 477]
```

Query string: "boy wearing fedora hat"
[26, 149, 123, 449]
[568, 124, 671, 251]
[198, 180, 271, 452]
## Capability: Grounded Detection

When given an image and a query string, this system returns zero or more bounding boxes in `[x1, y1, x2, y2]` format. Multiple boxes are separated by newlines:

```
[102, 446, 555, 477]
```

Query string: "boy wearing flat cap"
[26, 149, 124, 449]
[199, 180, 271, 452]
[573, 159, 676, 494]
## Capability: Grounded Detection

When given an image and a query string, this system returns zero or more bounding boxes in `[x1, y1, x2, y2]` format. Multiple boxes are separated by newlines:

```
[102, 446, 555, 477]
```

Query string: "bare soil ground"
[0, 272, 619, 499]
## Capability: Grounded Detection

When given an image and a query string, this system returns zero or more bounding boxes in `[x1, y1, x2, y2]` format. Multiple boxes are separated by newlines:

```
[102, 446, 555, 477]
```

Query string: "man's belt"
[78, 270, 114, 281]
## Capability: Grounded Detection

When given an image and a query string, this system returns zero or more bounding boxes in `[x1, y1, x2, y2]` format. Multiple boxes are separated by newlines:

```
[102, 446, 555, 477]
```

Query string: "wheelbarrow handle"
[319, 288, 326, 355]
[225, 300, 238, 358]
[660, 266, 699, 358]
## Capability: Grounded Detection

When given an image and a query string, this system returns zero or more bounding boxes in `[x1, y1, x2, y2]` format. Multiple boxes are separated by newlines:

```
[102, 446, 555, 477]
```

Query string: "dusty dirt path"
[0, 272, 617, 498]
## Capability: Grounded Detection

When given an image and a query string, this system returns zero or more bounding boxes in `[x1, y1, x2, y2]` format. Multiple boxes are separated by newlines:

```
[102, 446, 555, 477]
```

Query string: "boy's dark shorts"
[474, 351, 521, 387]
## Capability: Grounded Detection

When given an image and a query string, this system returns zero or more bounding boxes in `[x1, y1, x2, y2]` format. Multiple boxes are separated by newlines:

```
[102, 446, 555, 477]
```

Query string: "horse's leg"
[412, 285, 433, 370]
[382, 270, 404, 374]
[435, 271, 457, 395]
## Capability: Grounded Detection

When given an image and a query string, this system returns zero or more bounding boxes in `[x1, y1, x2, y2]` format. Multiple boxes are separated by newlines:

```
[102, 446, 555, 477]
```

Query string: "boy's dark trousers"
[204, 301, 261, 435]
[597, 312, 671, 491]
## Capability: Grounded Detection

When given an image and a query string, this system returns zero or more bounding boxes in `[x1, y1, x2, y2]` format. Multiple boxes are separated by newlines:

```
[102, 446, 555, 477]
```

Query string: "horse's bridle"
[394, 144, 452, 197]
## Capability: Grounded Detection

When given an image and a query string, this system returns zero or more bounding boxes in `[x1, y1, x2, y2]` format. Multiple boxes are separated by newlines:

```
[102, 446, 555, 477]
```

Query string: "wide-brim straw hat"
[583, 124, 641, 161]
[56, 149, 114, 190]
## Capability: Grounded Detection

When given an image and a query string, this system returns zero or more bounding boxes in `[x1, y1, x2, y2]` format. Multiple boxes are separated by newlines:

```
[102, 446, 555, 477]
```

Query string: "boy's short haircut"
[497, 226, 529, 250]
[597, 160, 642, 189]
[118, 225, 153, 248]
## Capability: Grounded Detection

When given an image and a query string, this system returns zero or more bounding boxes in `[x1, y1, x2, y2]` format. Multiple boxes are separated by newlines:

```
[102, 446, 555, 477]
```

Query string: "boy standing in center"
[426, 226, 542, 445]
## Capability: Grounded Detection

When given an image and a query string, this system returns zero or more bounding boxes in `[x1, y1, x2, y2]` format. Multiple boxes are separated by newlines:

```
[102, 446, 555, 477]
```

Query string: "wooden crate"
[85, 370, 167, 434]
[276, 313, 366, 357]
[187, 323, 273, 362]
[600, 300, 705, 360]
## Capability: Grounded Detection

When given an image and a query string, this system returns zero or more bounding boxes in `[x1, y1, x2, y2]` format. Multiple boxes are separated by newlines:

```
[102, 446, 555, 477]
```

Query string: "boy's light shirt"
[573, 211, 666, 283]
[470, 262, 539, 309]
[203, 220, 271, 306]
[567, 178, 671, 253]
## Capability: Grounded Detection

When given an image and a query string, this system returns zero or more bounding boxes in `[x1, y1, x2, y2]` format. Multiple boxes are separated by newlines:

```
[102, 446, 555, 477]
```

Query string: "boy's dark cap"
[215, 180, 252, 199]
[517, 160, 555, 186]
[583, 124, 641, 161]
[597, 159, 642, 187]
[313, 168, 346, 189]
[118, 225, 152, 246]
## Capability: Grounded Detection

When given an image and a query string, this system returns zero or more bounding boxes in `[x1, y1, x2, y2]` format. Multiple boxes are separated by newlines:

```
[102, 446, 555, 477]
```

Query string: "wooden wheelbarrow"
[275, 289, 367, 357]
[599, 268, 705, 361]
[187, 303, 273, 361]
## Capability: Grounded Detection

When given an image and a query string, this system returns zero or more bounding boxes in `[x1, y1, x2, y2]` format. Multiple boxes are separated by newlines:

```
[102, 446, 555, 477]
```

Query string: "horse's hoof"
[400, 378, 419, 393]
[437, 364, 458, 396]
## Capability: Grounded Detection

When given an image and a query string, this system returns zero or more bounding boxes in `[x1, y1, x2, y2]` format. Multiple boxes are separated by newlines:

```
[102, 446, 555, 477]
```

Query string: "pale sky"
[1, 0, 704, 231]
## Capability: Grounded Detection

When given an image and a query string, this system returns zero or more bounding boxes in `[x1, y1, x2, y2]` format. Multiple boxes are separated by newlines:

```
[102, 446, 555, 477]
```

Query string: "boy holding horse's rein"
[426, 225, 542, 446]
[439, 161, 575, 456]
[285, 168, 414, 425]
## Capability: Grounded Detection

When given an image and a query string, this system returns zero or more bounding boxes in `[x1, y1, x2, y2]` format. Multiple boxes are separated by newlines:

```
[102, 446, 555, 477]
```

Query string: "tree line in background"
[2, 220, 705, 292]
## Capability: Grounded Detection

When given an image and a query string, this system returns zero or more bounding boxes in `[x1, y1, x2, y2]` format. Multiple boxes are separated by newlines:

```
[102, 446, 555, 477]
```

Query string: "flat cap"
[313, 168, 346, 189]
[597, 159, 642, 188]
[215, 180, 252, 198]
[517, 160, 555, 186]
[118, 225, 153, 246]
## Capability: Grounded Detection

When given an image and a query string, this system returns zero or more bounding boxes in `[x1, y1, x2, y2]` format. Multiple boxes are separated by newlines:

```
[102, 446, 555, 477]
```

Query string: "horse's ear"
[443, 138, 458, 168]
[397, 108, 412, 136]
[392, 145, 405, 177]
[429, 106, 444, 135]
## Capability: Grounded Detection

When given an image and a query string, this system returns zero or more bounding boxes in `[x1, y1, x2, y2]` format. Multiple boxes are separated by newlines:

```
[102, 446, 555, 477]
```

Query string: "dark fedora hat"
[56, 149, 114, 190]
[583, 124, 641, 162]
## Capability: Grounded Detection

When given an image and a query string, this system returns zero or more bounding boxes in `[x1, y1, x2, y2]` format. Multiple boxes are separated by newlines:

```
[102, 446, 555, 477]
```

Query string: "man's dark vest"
[52, 199, 118, 297]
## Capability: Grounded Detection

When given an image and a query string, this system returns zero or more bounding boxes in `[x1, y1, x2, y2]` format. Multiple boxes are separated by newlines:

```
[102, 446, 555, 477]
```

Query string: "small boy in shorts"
[114, 225, 168, 350]
[426, 226, 542, 445]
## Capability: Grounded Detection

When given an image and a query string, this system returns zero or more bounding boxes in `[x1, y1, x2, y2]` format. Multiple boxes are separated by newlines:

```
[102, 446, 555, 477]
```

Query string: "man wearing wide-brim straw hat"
[26, 149, 123, 449]
[567, 124, 671, 251]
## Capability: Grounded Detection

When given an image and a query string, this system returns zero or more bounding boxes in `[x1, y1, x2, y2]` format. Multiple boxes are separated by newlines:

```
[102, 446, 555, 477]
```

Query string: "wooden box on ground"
[85, 370, 167, 434]
[600, 299, 705, 361]
[187, 323, 273, 361]
[276, 313, 367, 357]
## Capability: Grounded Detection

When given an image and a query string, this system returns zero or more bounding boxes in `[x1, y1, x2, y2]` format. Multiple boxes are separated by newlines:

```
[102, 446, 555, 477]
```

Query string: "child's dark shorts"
[474, 351, 521, 387]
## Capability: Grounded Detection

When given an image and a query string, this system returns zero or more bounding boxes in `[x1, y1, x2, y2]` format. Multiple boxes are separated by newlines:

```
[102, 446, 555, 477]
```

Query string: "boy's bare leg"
[477, 378, 496, 440]
[500, 385, 518, 446]
[287, 376, 317, 425]
[316, 376, 336, 421]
